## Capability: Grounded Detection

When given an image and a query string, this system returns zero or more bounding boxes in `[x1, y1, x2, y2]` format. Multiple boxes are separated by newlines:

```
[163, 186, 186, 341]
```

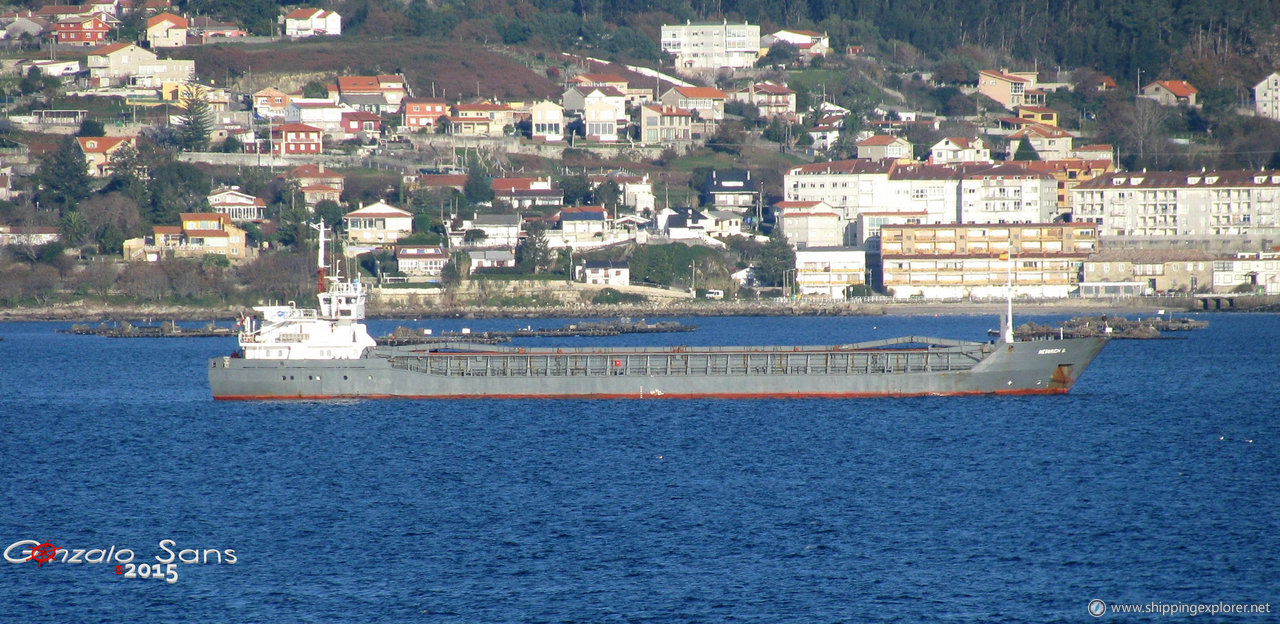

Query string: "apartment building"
[661, 20, 760, 70]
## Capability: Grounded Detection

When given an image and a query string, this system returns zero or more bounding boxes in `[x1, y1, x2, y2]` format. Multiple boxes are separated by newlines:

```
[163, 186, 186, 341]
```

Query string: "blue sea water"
[0, 313, 1277, 622]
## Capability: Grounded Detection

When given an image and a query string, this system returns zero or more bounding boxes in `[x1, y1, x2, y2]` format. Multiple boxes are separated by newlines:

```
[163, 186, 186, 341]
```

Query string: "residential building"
[53, 14, 109, 47]
[332, 75, 405, 114]
[123, 213, 253, 263]
[779, 209, 842, 248]
[660, 86, 727, 121]
[395, 246, 449, 279]
[569, 73, 650, 106]
[86, 42, 194, 87]
[341, 110, 382, 138]
[1017, 158, 1116, 213]
[1141, 80, 1199, 108]
[639, 105, 692, 144]
[467, 249, 516, 270]
[879, 222, 1098, 299]
[705, 210, 743, 237]
[77, 135, 134, 177]
[189, 16, 246, 41]
[561, 86, 626, 117]
[145, 11, 186, 48]
[659, 206, 710, 239]
[447, 102, 514, 137]
[856, 135, 912, 163]
[582, 98, 621, 142]
[1071, 170, 1280, 250]
[285, 99, 347, 135]
[977, 69, 1037, 109]
[1254, 72, 1280, 121]
[207, 187, 265, 222]
[855, 211, 928, 246]
[661, 20, 760, 71]
[1082, 249, 1214, 294]
[1071, 144, 1114, 161]
[705, 170, 758, 211]
[557, 206, 610, 242]
[578, 260, 629, 286]
[794, 247, 866, 299]
[283, 163, 344, 207]
[493, 177, 563, 209]
[760, 29, 830, 60]
[526, 100, 564, 141]
[399, 97, 447, 130]
[252, 88, 292, 119]
[727, 82, 797, 120]
[459, 214, 521, 249]
[343, 201, 412, 246]
[930, 137, 991, 164]
[1212, 252, 1280, 294]
[1007, 123, 1074, 161]
[281, 8, 340, 37]
[1, 16, 49, 42]
[1016, 105, 1058, 127]
[956, 164, 1058, 223]
[271, 123, 323, 155]
[588, 171, 654, 213]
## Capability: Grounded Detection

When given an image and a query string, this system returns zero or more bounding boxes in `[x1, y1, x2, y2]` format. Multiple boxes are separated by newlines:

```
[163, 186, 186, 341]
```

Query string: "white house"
[529, 100, 564, 142]
[343, 201, 412, 246]
[281, 8, 340, 38]
[578, 260, 629, 286]
[207, 187, 265, 222]
[930, 137, 991, 164]
[396, 246, 449, 278]
[1255, 72, 1280, 121]
[795, 247, 866, 298]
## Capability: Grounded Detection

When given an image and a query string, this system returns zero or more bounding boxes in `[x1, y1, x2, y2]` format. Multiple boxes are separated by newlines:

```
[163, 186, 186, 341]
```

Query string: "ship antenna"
[311, 219, 328, 294]
[1002, 249, 1014, 342]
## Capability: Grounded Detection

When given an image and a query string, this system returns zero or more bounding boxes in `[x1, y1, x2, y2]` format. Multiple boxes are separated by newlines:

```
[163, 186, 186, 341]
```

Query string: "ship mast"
[1002, 250, 1014, 343]
[312, 219, 329, 295]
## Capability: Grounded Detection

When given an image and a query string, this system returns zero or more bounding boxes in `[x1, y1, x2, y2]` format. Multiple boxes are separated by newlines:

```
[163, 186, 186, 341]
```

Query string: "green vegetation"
[591, 288, 647, 304]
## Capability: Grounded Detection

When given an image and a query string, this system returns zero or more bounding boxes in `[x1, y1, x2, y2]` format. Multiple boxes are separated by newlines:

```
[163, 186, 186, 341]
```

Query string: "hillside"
[174, 39, 561, 100]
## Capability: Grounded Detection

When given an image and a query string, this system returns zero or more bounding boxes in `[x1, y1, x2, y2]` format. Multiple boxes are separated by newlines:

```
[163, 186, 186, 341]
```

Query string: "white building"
[661, 20, 760, 71]
[207, 188, 265, 222]
[794, 247, 866, 298]
[1212, 252, 1280, 294]
[396, 246, 449, 278]
[343, 201, 413, 247]
[1255, 72, 1280, 121]
[957, 164, 1057, 224]
[779, 209, 842, 249]
[930, 137, 991, 164]
[578, 260, 629, 286]
[1071, 170, 1280, 250]
[529, 100, 564, 142]
[281, 8, 340, 38]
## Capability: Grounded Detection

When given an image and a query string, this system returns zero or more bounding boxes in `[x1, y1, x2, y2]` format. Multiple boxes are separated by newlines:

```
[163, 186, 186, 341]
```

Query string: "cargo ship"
[208, 224, 1107, 400]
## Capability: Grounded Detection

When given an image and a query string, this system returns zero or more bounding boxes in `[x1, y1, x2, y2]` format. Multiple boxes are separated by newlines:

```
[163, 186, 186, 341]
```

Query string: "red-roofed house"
[640, 105, 692, 144]
[1141, 80, 1199, 108]
[36, 5, 89, 19]
[727, 82, 797, 120]
[282, 163, 344, 206]
[660, 86, 728, 121]
[341, 110, 382, 138]
[978, 68, 1037, 109]
[271, 123, 322, 155]
[123, 212, 253, 263]
[253, 87, 292, 119]
[400, 98, 448, 129]
[281, 8, 340, 37]
[343, 201, 412, 246]
[761, 29, 830, 60]
[1008, 123, 1074, 160]
[189, 16, 246, 41]
[53, 14, 110, 46]
[145, 12, 186, 48]
[87, 42, 194, 87]
[77, 135, 134, 177]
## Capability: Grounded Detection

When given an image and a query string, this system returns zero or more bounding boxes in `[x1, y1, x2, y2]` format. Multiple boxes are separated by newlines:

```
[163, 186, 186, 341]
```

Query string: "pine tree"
[1013, 138, 1041, 161]
[39, 135, 93, 213]
[176, 82, 211, 152]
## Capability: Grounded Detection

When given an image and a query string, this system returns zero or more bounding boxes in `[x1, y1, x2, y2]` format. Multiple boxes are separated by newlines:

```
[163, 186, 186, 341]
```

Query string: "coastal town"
[1, 2, 1279, 316]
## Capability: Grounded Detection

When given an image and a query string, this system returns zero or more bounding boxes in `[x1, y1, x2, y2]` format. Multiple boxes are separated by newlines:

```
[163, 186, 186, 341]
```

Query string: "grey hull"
[209, 336, 1107, 400]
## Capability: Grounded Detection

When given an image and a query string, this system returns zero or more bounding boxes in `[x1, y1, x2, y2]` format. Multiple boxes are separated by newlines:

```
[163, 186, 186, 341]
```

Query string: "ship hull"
[209, 337, 1107, 400]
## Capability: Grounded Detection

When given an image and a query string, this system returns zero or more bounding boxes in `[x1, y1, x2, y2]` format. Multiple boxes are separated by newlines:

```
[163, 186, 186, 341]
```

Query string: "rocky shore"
[0, 296, 1201, 323]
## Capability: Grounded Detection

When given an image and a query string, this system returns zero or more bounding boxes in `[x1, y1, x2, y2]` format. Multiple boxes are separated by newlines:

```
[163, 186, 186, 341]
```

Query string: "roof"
[272, 123, 322, 133]
[285, 164, 344, 179]
[583, 260, 628, 269]
[673, 86, 728, 99]
[787, 159, 892, 176]
[345, 202, 411, 218]
[396, 245, 447, 256]
[89, 42, 140, 56]
[146, 12, 186, 28]
[184, 229, 230, 238]
[1155, 80, 1198, 97]
[153, 225, 183, 235]
[416, 174, 466, 187]
[747, 82, 795, 95]
[857, 134, 906, 147]
[979, 69, 1030, 83]
[1008, 123, 1073, 139]
[1077, 170, 1280, 190]
[472, 214, 521, 226]
[337, 76, 380, 92]
[341, 110, 383, 121]
[572, 73, 628, 84]
[1087, 249, 1215, 263]
[781, 211, 840, 219]
[285, 8, 328, 19]
[643, 105, 692, 117]
[773, 200, 827, 209]
[76, 136, 132, 154]
[1017, 105, 1055, 114]
[560, 206, 607, 221]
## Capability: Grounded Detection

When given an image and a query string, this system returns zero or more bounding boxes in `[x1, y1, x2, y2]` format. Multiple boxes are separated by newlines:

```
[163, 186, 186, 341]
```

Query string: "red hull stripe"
[213, 388, 1070, 400]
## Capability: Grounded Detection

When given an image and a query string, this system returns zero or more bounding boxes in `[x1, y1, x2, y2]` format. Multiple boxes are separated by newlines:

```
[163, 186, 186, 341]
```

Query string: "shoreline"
[0, 298, 1212, 323]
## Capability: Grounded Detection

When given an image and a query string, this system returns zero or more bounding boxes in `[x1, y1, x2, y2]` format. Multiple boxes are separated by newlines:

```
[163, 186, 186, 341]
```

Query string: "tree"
[101, 144, 147, 206]
[516, 220, 550, 273]
[59, 210, 90, 248]
[302, 80, 329, 99]
[758, 41, 800, 68]
[80, 192, 142, 250]
[463, 229, 487, 243]
[560, 174, 592, 205]
[147, 161, 210, 225]
[76, 117, 105, 137]
[313, 199, 345, 232]
[463, 168, 493, 204]
[1012, 139, 1041, 161]
[38, 135, 93, 214]
[176, 82, 211, 152]
[19, 66, 42, 95]
[756, 231, 796, 288]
